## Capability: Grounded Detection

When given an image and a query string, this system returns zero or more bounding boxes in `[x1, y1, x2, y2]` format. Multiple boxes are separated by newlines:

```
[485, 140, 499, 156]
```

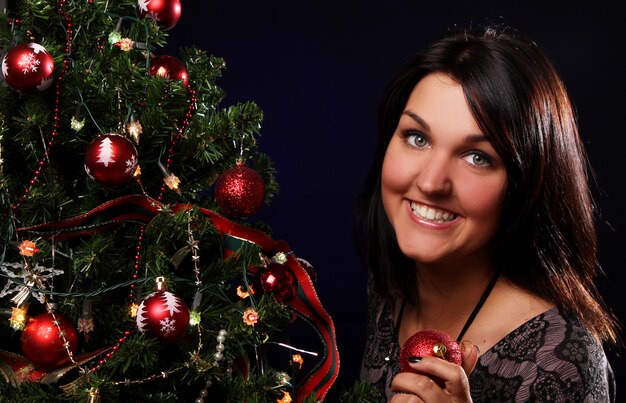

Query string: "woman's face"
[381, 73, 508, 267]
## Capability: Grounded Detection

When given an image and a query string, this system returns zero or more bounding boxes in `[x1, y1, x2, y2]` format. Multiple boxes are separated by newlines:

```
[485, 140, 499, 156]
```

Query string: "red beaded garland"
[11, 1, 74, 212]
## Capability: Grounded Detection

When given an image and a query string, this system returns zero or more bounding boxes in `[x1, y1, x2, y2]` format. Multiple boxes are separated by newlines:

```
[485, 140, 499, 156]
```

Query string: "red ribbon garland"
[18, 195, 339, 401]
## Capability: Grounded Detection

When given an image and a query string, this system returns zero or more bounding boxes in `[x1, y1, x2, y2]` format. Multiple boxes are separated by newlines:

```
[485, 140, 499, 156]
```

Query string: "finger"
[459, 340, 479, 375]
[391, 371, 446, 401]
[403, 356, 471, 400]
[389, 391, 425, 403]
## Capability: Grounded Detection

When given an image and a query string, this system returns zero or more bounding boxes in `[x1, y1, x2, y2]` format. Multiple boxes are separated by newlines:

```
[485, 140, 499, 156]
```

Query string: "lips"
[409, 201, 457, 223]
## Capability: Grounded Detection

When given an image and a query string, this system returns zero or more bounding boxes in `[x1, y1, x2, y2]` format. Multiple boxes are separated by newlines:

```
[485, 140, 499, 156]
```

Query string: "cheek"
[381, 149, 412, 197]
[459, 177, 507, 223]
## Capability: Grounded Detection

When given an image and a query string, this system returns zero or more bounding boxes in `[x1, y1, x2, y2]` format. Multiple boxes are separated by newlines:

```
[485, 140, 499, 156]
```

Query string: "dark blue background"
[167, 0, 625, 395]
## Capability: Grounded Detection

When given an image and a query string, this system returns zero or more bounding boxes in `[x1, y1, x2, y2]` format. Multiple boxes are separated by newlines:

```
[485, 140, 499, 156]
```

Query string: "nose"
[415, 152, 452, 196]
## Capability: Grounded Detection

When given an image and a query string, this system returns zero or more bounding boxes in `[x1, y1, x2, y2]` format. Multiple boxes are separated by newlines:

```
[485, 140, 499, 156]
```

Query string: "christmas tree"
[0, 1, 379, 401]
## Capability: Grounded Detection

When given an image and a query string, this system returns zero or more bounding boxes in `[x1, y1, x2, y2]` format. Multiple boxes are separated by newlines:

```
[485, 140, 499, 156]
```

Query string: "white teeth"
[426, 209, 436, 220]
[410, 202, 456, 223]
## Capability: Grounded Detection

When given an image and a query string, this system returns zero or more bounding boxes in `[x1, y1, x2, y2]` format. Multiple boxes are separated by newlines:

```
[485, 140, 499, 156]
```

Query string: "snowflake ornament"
[0, 262, 64, 306]
[1, 42, 54, 93]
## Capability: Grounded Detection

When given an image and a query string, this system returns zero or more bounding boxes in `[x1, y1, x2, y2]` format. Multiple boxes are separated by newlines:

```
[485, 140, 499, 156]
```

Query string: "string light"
[127, 115, 143, 143]
[277, 391, 292, 403]
[242, 307, 259, 326]
[9, 304, 28, 330]
[291, 354, 304, 370]
[18, 240, 40, 256]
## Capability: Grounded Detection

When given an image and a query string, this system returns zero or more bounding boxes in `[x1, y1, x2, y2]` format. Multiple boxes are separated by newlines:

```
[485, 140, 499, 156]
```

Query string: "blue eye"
[462, 152, 492, 167]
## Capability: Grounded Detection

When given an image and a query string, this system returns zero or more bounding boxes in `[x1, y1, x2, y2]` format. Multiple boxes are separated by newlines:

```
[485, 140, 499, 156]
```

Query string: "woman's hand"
[389, 341, 479, 402]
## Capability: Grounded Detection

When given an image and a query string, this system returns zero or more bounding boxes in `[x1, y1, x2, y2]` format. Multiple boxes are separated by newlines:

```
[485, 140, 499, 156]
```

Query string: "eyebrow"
[402, 110, 488, 144]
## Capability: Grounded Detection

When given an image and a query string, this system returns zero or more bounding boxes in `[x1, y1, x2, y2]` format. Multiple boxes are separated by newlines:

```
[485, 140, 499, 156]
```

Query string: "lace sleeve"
[469, 307, 615, 402]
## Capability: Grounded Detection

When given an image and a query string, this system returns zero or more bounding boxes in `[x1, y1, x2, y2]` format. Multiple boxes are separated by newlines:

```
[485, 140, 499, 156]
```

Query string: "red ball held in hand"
[2, 42, 54, 93]
[400, 329, 462, 386]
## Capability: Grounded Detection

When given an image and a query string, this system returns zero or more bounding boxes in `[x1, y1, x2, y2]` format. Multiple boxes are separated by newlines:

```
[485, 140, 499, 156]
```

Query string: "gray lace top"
[360, 286, 616, 402]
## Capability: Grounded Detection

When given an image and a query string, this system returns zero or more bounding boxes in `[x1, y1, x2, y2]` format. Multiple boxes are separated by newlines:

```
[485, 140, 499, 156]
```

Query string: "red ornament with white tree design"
[136, 277, 190, 344]
[84, 133, 138, 187]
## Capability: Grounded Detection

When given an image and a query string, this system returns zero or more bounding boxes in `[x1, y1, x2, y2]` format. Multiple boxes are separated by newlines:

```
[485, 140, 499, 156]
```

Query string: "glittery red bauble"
[20, 312, 78, 371]
[84, 133, 138, 187]
[138, 0, 181, 30]
[2, 42, 54, 93]
[149, 55, 188, 86]
[254, 263, 298, 302]
[136, 291, 190, 343]
[215, 164, 266, 218]
[400, 330, 462, 386]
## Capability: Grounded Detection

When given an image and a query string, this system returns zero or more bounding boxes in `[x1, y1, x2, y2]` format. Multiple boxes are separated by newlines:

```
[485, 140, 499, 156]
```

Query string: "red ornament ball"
[84, 133, 138, 187]
[254, 263, 298, 303]
[149, 55, 188, 86]
[215, 164, 266, 218]
[2, 42, 54, 93]
[138, 0, 181, 30]
[20, 312, 78, 371]
[400, 330, 462, 386]
[136, 291, 190, 343]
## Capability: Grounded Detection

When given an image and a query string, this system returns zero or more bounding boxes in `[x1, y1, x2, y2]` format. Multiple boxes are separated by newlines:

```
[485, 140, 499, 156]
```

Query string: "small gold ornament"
[433, 342, 447, 359]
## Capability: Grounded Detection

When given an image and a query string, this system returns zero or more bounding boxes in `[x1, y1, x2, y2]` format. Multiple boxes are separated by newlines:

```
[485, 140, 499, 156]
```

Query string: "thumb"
[459, 340, 479, 375]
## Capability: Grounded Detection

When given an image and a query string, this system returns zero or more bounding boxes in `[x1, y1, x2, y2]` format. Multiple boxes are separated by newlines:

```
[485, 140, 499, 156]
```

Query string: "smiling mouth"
[409, 201, 457, 223]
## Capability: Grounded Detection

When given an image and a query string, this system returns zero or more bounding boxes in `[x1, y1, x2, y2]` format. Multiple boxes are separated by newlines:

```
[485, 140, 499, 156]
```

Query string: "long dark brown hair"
[354, 26, 618, 344]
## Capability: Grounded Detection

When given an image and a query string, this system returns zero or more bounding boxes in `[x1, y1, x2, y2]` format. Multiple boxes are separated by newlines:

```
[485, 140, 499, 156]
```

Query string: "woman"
[356, 26, 617, 402]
